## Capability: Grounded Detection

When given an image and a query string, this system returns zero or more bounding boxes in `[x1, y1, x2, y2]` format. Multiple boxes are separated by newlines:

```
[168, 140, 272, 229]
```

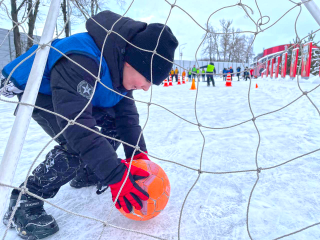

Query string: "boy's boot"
[3, 189, 59, 239]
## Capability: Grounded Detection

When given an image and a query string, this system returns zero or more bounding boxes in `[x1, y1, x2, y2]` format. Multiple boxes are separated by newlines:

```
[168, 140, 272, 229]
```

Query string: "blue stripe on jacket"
[2, 33, 127, 108]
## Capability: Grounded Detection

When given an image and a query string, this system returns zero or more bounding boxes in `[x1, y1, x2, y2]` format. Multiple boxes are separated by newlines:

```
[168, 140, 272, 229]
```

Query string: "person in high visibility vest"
[192, 65, 197, 80]
[188, 68, 192, 80]
[201, 69, 205, 82]
[174, 67, 179, 82]
[196, 68, 200, 82]
[200, 62, 215, 87]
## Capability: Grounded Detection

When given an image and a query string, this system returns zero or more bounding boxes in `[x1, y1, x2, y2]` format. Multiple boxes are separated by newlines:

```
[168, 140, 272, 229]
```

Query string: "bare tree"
[61, 0, 70, 37]
[219, 19, 233, 61]
[26, 0, 40, 51]
[10, 0, 27, 57]
[0, 0, 42, 56]
[212, 30, 221, 61]
[202, 19, 255, 63]
[234, 35, 246, 62]
[305, 30, 319, 46]
[228, 27, 242, 62]
[244, 35, 254, 63]
[201, 23, 217, 62]
[71, 0, 126, 21]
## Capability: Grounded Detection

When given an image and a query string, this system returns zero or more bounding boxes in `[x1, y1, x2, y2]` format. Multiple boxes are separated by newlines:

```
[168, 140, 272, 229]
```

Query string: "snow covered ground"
[1, 76, 320, 240]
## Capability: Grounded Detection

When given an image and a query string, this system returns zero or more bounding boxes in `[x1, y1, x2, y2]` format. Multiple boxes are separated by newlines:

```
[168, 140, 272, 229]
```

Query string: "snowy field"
[1, 76, 320, 240]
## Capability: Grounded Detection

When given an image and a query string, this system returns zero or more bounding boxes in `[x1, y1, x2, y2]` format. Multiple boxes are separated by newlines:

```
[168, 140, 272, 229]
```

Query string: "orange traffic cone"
[169, 76, 173, 86]
[255, 83, 258, 88]
[182, 76, 186, 84]
[226, 74, 232, 87]
[177, 75, 181, 85]
[163, 78, 169, 87]
[190, 78, 196, 90]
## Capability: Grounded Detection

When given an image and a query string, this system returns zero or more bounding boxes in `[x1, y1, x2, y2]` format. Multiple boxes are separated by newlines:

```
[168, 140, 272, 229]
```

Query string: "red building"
[252, 43, 318, 77]
[252, 44, 292, 77]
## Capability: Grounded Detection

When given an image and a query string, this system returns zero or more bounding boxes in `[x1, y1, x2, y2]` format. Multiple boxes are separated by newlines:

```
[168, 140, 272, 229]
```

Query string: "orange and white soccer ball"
[118, 159, 170, 221]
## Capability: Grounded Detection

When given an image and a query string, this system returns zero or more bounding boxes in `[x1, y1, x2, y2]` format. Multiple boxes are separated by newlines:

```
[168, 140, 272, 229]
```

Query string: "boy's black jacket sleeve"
[50, 54, 120, 180]
[113, 90, 147, 159]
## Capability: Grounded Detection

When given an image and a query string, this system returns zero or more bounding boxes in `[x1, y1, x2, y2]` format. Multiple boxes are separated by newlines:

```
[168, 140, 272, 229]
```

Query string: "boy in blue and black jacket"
[1, 10, 178, 240]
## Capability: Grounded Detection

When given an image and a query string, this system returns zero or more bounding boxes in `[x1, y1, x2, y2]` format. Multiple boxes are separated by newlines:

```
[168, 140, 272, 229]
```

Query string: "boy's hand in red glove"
[104, 162, 149, 213]
[125, 151, 150, 162]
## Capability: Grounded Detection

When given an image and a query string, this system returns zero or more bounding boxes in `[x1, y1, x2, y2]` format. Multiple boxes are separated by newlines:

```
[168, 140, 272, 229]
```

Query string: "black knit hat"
[124, 23, 178, 85]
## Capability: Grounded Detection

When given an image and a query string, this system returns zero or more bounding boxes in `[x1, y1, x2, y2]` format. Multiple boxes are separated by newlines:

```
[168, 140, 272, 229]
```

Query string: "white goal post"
[301, 0, 320, 26]
[0, 0, 61, 219]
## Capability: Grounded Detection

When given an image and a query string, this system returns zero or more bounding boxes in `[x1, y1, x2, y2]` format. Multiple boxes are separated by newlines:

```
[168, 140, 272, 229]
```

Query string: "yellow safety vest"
[207, 64, 214, 73]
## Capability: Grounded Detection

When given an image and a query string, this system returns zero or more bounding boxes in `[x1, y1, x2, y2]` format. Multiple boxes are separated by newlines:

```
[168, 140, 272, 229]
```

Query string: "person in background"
[174, 67, 179, 82]
[200, 62, 215, 87]
[223, 68, 228, 81]
[188, 68, 192, 80]
[201, 69, 205, 82]
[196, 68, 200, 82]
[170, 68, 174, 79]
[250, 68, 254, 78]
[244, 67, 250, 81]
[192, 65, 197, 80]
[259, 67, 264, 76]
[229, 66, 234, 81]
[236, 66, 241, 81]
[182, 69, 186, 80]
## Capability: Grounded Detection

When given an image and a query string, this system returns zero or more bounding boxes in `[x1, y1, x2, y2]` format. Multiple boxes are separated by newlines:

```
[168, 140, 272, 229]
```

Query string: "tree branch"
[17, 0, 27, 13]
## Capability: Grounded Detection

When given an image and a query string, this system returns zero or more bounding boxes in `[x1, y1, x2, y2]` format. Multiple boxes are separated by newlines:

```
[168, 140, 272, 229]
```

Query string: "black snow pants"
[207, 74, 215, 86]
[16, 92, 120, 199]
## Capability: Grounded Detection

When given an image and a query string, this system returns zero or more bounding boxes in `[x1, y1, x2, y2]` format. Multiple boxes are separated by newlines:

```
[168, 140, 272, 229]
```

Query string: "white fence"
[173, 60, 247, 75]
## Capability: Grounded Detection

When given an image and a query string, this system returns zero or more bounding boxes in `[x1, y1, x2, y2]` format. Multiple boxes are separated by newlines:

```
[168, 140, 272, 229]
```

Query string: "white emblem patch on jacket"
[77, 80, 93, 99]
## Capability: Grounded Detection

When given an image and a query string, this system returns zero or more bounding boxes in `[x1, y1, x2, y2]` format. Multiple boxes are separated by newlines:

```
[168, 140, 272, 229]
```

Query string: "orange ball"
[118, 159, 170, 221]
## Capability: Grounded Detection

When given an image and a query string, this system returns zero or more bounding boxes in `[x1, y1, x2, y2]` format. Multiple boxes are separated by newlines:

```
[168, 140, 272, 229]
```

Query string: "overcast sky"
[1, 0, 320, 61]
[118, 0, 320, 61]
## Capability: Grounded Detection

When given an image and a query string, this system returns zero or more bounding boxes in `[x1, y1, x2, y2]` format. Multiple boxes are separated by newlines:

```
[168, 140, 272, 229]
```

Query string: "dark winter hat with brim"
[124, 23, 178, 85]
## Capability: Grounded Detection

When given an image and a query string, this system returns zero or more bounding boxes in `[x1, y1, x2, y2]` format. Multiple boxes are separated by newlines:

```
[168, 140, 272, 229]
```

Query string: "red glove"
[125, 151, 150, 162]
[109, 162, 149, 213]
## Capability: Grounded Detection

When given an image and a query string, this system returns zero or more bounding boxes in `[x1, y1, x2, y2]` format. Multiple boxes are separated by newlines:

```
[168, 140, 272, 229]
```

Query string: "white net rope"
[0, 0, 320, 239]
